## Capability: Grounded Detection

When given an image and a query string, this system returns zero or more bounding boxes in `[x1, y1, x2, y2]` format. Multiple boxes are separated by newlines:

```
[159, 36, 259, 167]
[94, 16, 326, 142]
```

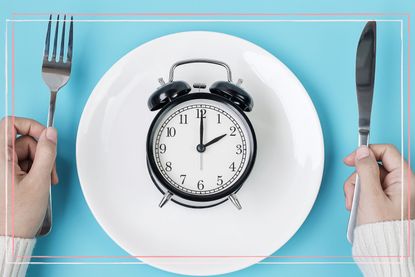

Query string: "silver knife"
[347, 21, 377, 243]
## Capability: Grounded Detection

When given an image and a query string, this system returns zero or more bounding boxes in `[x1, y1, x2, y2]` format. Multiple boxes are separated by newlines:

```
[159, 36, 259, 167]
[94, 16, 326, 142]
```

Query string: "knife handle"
[347, 175, 360, 243]
[346, 133, 369, 243]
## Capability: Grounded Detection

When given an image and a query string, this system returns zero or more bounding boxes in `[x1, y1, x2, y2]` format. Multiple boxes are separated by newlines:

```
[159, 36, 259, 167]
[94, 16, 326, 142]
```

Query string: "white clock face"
[151, 98, 253, 197]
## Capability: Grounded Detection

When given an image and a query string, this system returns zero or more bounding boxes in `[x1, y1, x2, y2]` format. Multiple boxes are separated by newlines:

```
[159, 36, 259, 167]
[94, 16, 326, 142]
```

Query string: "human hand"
[343, 144, 415, 226]
[0, 117, 58, 238]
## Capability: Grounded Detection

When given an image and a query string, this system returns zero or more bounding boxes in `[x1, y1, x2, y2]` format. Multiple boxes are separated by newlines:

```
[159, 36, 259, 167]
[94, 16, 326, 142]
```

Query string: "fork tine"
[44, 14, 52, 59]
[59, 15, 66, 61]
[52, 15, 60, 60]
[67, 16, 73, 62]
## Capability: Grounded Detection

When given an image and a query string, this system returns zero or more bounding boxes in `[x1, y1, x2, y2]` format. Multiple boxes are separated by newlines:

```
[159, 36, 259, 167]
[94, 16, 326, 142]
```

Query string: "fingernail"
[356, 145, 369, 160]
[46, 127, 57, 143]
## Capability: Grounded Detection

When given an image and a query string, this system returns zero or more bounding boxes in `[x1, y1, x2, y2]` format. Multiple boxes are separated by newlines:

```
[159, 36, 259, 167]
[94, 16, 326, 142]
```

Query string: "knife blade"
[347, 21, 377, 243]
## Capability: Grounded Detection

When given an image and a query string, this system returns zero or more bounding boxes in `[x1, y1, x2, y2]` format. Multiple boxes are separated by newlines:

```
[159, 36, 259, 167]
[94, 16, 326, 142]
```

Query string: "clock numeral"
[197, 180, 204, 190]
[217, 114, 221, 124]
[180, 174, 186, 185]
[229, 162, 236, 172]
[229, 126, 237, 136]
[159, 144, 167, 154]
[217, 176, 223, 186]
[179, 114, 188, 124]
[166, 127, 176, 137]
[236, 144, 242, 155]
[165, 161, 172, 172]
[196, 109, 207, 119]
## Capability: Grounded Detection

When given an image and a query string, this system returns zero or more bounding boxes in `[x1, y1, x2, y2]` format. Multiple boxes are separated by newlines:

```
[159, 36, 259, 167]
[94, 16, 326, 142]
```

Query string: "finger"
[0, 116, 45, 149]
[15, 135, 37, 162]
[344, 144, 404, 172]
[27, 127, 58, 185]
[343, 153, 355, 166]
[51, 164, 59, 185]
[379, 165, 388, 185]
[369, 144, 405, 172]
[14, 136, 58, 180]
[345, 153, 388, 184]
[344, 172, 356, 210]
[354, 146, 385, 197]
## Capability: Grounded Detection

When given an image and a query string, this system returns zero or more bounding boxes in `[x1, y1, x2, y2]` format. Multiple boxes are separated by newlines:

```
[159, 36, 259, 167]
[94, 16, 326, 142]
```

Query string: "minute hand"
[199, 114, 204, 146]
[203, 134, 227, 148]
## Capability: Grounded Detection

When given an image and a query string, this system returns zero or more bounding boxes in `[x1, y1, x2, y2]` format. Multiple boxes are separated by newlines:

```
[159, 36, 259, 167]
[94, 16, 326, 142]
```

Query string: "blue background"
[0, 1, 414, 277]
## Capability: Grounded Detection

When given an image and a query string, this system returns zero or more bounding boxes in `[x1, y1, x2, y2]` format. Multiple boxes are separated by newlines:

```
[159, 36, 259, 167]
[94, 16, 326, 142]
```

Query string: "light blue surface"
[0, 1, 414, 277]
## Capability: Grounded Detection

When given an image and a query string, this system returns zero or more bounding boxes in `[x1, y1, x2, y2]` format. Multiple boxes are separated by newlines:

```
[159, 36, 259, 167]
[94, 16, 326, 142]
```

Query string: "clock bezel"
[146, 92, 257, 204]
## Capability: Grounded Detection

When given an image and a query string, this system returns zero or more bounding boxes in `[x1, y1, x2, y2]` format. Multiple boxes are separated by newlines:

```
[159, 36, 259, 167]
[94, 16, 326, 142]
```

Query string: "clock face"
[149, 97, 255, 198]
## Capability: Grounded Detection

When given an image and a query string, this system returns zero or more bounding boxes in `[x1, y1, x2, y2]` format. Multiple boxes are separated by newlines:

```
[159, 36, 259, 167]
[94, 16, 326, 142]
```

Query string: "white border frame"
[3, 17, 407, 267]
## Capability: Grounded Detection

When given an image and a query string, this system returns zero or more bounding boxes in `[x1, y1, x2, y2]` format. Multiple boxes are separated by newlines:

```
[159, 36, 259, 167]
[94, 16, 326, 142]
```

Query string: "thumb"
[354, 145, 383, 196]
[28, 127, 57, 183]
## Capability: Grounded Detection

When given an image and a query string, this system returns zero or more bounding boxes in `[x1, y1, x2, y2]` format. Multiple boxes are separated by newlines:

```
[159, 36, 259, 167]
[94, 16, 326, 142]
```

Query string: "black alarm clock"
[146, 59, 256, 209]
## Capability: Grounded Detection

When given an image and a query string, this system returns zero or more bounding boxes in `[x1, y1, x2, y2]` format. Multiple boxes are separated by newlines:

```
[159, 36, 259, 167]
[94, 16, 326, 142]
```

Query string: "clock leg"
[228, 193, 242, 210]
[159, 192, 173, 208]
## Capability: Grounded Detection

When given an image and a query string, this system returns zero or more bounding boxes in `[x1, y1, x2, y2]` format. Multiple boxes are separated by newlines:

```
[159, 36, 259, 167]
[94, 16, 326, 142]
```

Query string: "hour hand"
[203, 134, 227, 148]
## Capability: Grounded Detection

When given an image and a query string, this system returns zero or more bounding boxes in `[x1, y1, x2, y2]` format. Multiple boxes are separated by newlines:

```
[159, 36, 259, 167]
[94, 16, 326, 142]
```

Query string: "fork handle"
[37, 91, 57, 237]
[47, 90, 57, 127]
[37, 198, 52, 236]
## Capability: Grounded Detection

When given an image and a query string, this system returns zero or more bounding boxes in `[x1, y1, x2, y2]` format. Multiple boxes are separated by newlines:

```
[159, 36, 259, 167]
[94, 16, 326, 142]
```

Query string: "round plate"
[76, 31, 324, 276]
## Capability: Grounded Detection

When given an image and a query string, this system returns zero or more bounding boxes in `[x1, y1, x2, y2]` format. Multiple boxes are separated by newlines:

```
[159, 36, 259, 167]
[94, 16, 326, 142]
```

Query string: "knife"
[347, 21, 377, 243]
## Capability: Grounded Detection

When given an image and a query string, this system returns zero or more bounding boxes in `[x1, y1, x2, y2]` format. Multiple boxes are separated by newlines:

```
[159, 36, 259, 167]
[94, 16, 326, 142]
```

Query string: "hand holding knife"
[347, 21, 377, 243]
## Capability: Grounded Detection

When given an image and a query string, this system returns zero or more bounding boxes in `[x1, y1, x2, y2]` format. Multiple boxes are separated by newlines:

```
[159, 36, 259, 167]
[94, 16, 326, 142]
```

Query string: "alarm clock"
[146, 59, 257, 209]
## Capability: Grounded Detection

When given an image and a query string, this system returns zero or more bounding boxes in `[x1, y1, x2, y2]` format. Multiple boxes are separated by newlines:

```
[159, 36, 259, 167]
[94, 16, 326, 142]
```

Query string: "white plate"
[76, 31, 324, 276]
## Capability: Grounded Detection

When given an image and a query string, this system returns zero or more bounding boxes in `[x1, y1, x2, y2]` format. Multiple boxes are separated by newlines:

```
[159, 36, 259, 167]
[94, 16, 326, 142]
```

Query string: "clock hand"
[197, 114, 206, 153]
[203, 134, 227, 148]
[200, 113, 204, 146]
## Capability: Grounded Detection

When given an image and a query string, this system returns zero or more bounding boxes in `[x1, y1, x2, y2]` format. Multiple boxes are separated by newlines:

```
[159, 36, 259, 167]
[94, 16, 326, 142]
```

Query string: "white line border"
[4, 19, 9, 261]
[3, 17, 407, 266]
[7, 261, 405, 265]
[6, 19, 404, 22]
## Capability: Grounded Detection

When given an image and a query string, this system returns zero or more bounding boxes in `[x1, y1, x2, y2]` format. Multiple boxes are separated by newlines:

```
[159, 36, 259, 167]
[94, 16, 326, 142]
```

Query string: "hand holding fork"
[38, 14, 73, 236]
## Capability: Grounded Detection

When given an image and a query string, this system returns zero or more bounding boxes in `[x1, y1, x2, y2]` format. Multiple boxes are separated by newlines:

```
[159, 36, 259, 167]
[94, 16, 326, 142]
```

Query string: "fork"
[38, 14, 73, 236]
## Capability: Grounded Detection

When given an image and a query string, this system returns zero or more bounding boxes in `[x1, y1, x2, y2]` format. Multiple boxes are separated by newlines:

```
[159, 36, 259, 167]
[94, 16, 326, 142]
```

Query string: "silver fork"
[38, 14, 73, 236]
